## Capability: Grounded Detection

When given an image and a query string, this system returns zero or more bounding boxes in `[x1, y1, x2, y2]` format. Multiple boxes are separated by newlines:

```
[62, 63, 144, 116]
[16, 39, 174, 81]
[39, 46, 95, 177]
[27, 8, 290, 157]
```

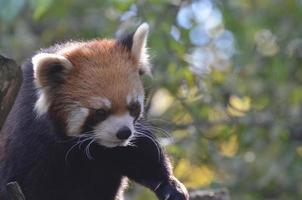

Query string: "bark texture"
[6, 182, 26, 200]
[0, 55, 22, 130]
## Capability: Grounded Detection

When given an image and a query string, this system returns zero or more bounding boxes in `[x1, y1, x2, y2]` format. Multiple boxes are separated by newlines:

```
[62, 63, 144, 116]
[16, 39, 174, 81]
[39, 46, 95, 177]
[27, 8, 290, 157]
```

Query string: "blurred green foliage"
[1, 0, 302, 199]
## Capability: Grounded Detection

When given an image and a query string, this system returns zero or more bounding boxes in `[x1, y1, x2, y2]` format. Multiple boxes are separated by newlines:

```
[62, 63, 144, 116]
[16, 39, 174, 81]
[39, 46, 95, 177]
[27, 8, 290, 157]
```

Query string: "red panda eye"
[95, 108, 109, 118]
[138, 69, 144, 76]
[128, 102, 141, 118]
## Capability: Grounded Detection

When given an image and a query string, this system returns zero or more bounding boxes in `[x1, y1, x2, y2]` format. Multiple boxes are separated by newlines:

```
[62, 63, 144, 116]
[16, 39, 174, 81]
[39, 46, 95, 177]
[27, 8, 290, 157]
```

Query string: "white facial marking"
[34, 92, 50, 116]
[126, 94, 133, 105]
[94, 113, 135, 148]
[67, 107, 89, 136]
[101, 98, 111, 108]
[89, 97, 111, 109]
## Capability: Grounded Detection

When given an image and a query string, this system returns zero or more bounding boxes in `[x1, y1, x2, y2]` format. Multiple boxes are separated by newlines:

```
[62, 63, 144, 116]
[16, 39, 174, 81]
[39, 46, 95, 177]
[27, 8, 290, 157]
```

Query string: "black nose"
[116, 127, 132, 140]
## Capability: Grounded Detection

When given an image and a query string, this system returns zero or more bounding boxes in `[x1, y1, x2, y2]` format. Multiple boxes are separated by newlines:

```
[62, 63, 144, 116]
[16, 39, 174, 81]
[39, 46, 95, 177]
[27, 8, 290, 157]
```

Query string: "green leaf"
[29, 0, 54, 20]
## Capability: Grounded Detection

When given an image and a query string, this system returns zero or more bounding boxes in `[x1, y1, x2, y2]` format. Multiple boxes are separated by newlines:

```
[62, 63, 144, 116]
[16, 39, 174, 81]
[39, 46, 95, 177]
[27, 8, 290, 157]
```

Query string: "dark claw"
[155, 176, 189, 200]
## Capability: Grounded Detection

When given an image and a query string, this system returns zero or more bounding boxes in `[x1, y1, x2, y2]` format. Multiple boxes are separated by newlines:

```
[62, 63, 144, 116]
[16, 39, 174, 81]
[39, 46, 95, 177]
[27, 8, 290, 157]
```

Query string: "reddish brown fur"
[50, 39, 144, 121]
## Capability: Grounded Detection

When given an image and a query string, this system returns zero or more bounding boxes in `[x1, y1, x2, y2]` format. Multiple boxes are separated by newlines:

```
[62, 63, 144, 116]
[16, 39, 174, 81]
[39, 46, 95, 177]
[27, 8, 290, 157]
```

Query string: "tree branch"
[0, 55, 22, 130]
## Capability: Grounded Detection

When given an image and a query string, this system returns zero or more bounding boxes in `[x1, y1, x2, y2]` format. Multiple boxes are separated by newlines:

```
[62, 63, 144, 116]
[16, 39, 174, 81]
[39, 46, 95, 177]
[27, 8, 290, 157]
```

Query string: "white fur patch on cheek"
[67, 107, 89, 136]
[126, 94, 132, 105]
[34, 92, 50, 116]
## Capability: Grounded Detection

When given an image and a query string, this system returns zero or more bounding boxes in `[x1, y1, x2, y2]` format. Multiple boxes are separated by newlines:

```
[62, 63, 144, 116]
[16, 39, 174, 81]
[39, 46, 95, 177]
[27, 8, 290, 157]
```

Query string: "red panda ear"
[132, 23, 152, 77]
[32, 53, 73, 88]
[32, 53, 73, 115]
[132, 23, 149, 60]
[119, 23, 152, 77]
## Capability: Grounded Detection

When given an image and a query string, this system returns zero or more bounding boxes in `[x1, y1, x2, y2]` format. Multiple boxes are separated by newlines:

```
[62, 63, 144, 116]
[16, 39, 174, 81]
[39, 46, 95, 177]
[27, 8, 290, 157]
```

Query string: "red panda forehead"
[63, 39, 137, 71]
[58, 39, 144, 113]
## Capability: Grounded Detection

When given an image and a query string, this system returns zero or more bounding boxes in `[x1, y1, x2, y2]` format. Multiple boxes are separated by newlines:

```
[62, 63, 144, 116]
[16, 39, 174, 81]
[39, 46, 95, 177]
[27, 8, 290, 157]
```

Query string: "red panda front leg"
[104, 126, 189, 200]
[153, 176, 189, 200]
[126, 136, 189, 200]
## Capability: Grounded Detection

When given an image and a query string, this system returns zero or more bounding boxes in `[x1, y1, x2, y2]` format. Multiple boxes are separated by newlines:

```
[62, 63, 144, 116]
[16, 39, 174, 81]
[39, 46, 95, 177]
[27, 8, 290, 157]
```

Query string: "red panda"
[0, 23, 189, 200]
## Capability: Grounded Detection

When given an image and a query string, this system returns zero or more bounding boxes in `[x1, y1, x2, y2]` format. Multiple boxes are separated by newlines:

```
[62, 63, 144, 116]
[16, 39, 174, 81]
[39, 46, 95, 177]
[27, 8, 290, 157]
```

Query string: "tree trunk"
[0, 55, 22, 130]
[6, 182, 26, 200]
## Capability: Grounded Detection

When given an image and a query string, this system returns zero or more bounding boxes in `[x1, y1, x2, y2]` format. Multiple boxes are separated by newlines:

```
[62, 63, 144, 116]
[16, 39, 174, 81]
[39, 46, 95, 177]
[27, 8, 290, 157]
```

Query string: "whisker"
[136, 118, 173, 139]
[79, 136, 95, 149]
[65, 142, 80, 164]
[80, 130, 97, 135]
[64, 134, 95, 164]
[126, 141, 137, 148]
[59, 131, 96, 143]
[135, 131, 161, 162]
[142, 125, 172, 139]
[85, 139, 96, 160]
[127, 136, 138, 148]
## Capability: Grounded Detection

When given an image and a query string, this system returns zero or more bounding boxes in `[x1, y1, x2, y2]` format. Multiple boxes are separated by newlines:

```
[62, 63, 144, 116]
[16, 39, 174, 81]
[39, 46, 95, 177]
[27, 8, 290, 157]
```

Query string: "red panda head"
[32, 23, 151, 147]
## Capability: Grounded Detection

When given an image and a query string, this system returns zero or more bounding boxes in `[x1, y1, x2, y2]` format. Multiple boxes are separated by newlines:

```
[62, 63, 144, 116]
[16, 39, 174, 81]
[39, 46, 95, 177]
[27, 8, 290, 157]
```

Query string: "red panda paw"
[154, 176, 189, 200]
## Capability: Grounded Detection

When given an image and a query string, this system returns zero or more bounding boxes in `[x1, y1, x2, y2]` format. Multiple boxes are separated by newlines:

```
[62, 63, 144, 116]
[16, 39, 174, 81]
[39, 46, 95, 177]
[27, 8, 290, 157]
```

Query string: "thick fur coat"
[0, 24, 188, 200]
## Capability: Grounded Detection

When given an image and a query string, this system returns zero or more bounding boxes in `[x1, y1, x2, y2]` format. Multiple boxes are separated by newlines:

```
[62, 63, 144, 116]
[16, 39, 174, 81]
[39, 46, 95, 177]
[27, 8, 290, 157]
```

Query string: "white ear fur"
[132, 23, 149, 59]
[32, 53, 73, 86]
[132, 23, 152, 76]
[32, 53, 73, 116]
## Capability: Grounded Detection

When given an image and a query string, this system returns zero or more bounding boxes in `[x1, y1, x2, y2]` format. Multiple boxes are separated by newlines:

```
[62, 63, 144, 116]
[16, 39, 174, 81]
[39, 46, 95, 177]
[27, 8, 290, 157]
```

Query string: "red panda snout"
[92, 112, 135, 147]
[64, 93, 143, 147]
